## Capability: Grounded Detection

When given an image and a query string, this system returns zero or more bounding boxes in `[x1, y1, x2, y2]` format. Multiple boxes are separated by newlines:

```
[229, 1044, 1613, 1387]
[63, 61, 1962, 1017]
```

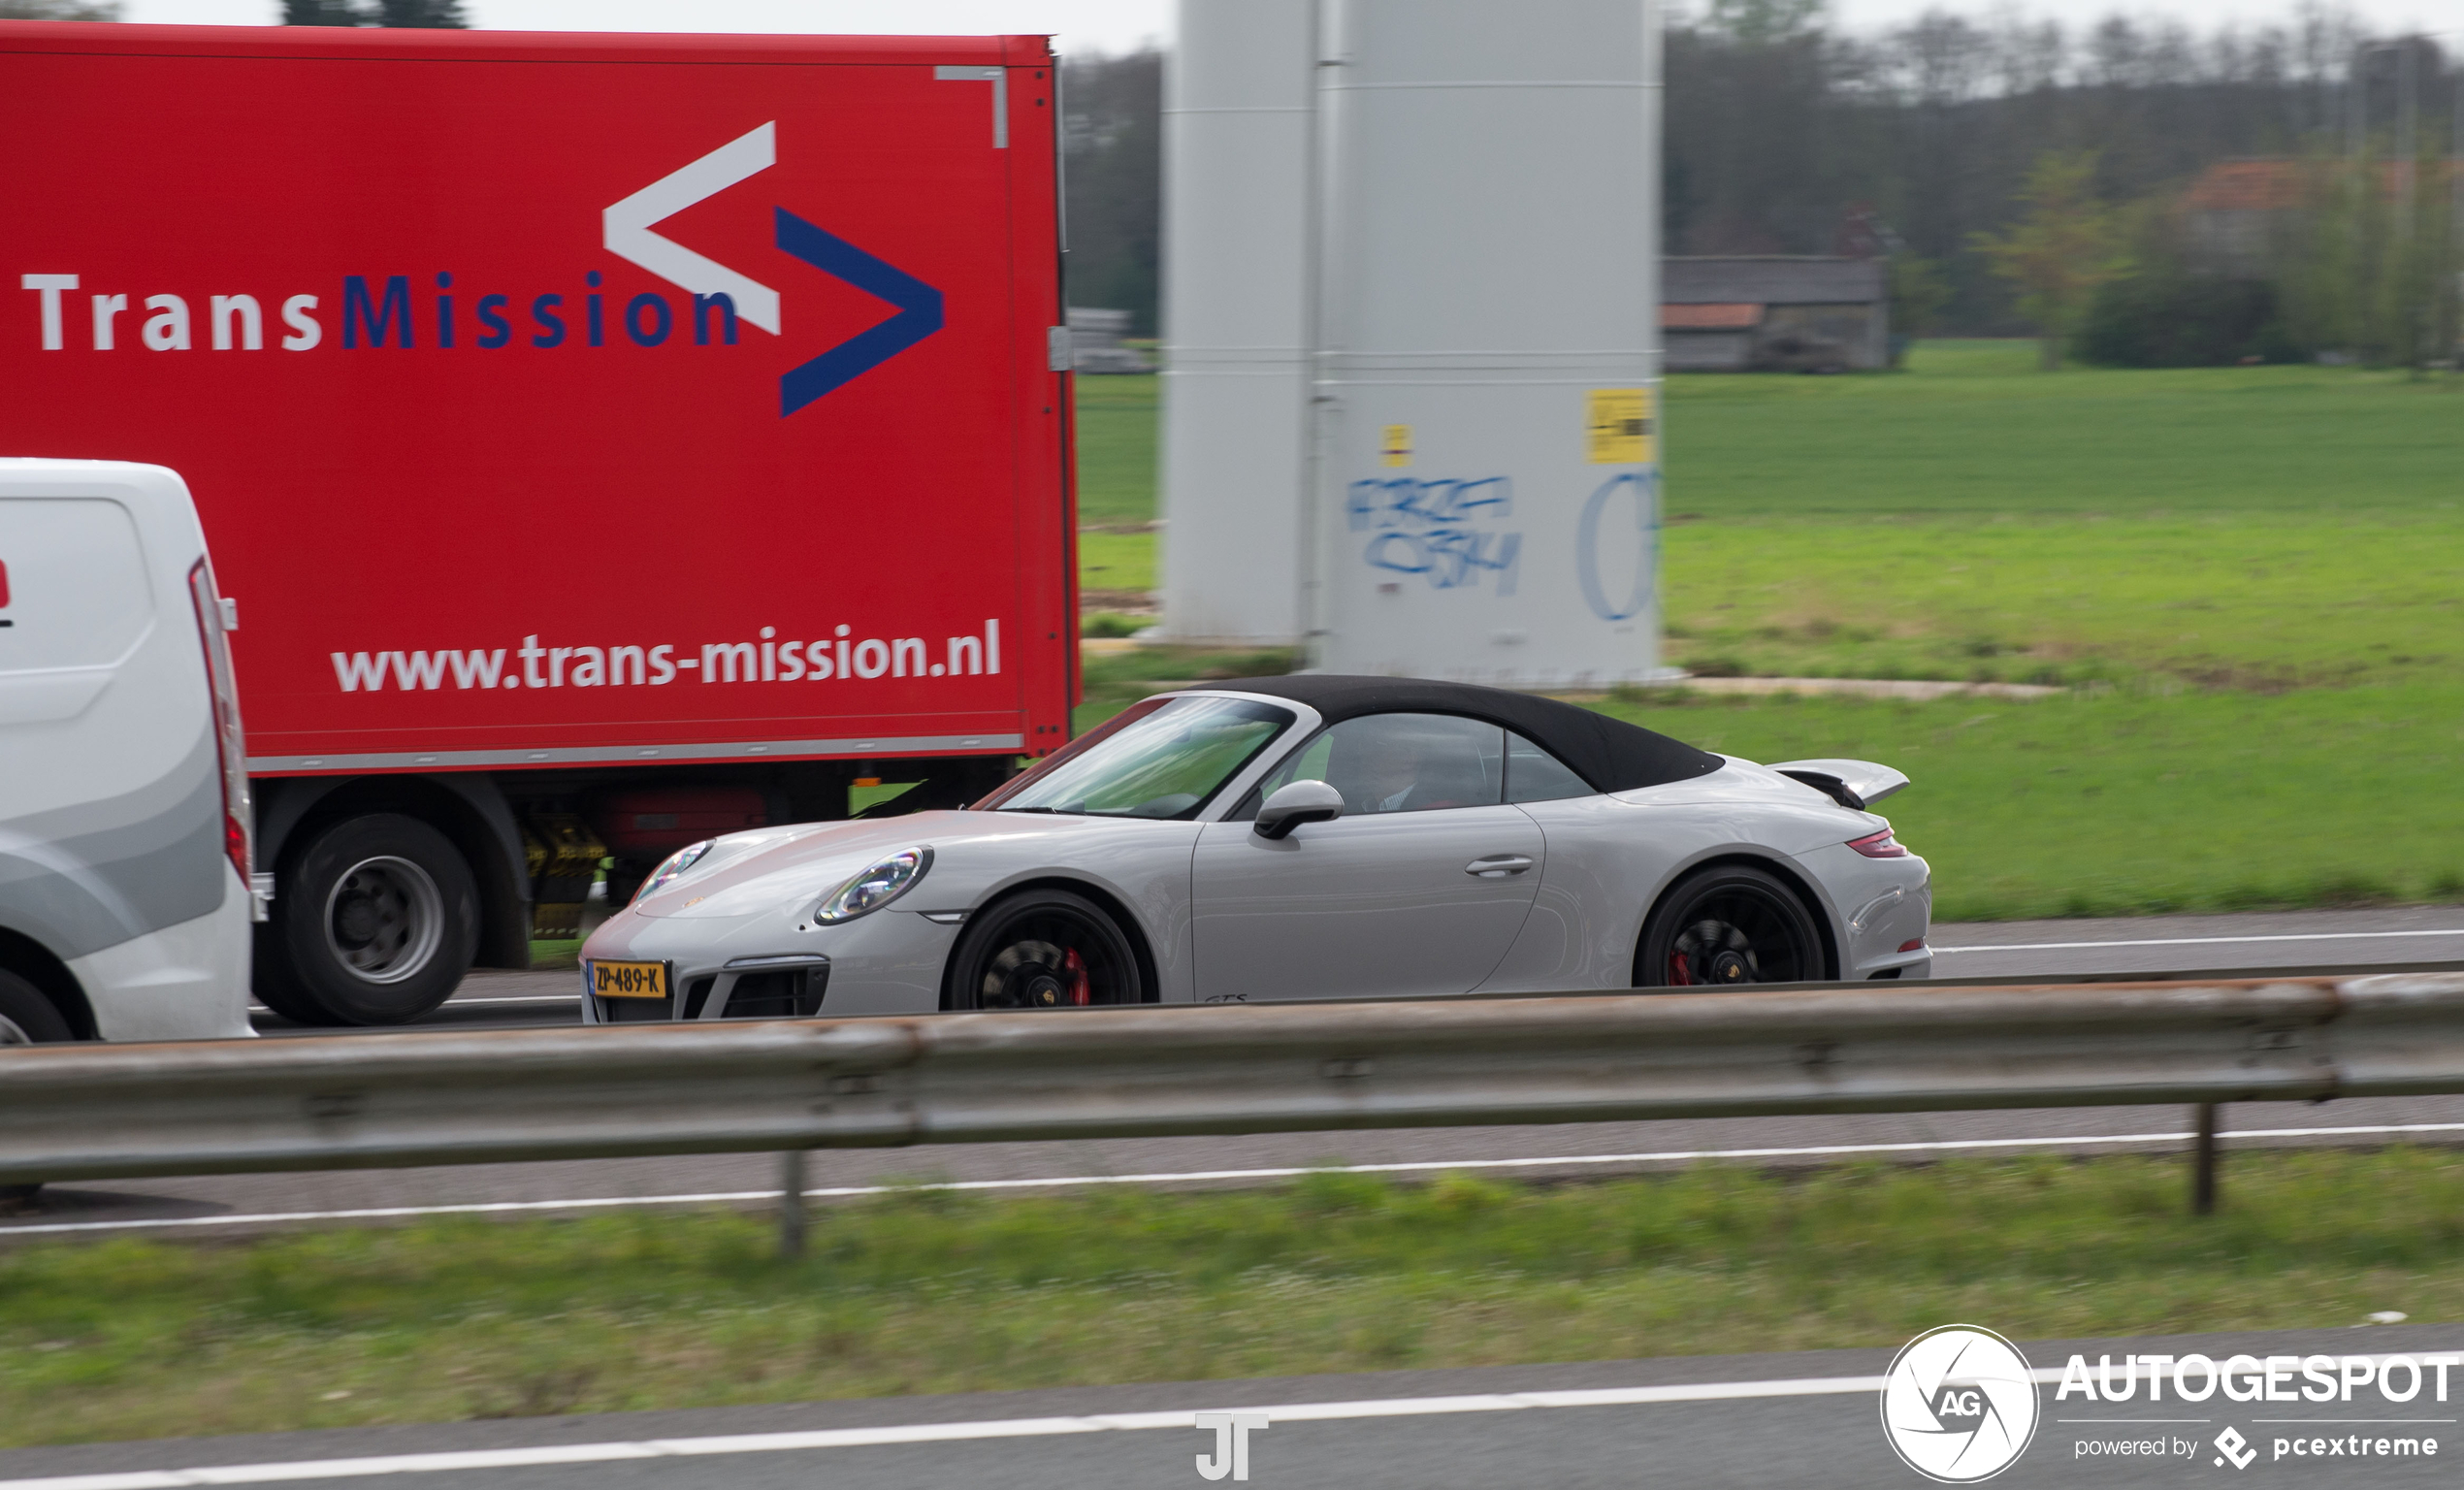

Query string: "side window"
[1251, 713, 1505, 816]
[1506, 729, 1594, 804]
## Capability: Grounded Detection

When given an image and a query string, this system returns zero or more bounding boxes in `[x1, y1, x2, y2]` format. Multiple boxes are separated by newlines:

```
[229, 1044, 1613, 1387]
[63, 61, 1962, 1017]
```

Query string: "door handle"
[1465, 855, 1535, 878]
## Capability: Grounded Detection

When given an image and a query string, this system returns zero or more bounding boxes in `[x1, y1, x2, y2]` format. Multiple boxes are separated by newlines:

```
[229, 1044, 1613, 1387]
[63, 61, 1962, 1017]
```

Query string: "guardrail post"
[2190, 1103, 2220, 1215]
[779, 1150, 809, 1260]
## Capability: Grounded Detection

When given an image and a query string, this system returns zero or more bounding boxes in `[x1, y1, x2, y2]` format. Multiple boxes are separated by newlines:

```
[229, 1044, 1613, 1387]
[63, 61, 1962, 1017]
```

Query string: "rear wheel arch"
[939, 876, 1161, 1009]
[1632, 852, 1838, 986]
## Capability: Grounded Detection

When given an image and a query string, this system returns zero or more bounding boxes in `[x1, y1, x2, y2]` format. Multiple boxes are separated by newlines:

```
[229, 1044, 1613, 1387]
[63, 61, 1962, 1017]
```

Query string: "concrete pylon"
[1157, 0, 1316, 646]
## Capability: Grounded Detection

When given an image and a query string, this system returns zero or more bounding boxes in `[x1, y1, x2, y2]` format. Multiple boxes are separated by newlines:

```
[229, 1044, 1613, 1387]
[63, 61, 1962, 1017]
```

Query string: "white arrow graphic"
[602, 120, 782, 336]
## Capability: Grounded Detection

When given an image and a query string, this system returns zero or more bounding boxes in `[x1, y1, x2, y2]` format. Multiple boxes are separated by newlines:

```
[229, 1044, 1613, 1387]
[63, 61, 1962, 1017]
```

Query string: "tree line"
[1064, 4, 2457, 362]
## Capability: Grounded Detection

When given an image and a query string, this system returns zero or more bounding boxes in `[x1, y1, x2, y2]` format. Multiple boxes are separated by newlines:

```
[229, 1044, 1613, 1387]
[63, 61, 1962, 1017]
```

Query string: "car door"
[1190, 712, 1544, 1001]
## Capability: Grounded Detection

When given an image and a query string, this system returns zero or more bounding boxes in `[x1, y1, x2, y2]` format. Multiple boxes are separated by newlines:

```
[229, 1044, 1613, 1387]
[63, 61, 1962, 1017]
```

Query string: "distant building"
[2181, 159, 2305, 274]
[1662, 256, 1889, 372]
[2182, 157, 2464, 275]
[1066, 307, 1152, 373]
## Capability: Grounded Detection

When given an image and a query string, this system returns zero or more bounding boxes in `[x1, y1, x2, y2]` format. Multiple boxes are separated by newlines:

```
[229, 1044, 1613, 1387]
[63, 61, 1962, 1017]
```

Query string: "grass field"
[1594, 686, 2464, 921]
[1659, 341, 2464, 688]
[8, 1150, 2462, 1446]
[1072, 372, 1157, 530]
[1075, 346, 2464, 918]
[1667, 340, 2463, 516]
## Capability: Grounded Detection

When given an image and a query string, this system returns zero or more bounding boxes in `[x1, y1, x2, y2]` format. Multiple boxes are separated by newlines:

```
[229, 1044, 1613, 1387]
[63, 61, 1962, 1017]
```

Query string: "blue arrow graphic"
[774, 208, 946, 417]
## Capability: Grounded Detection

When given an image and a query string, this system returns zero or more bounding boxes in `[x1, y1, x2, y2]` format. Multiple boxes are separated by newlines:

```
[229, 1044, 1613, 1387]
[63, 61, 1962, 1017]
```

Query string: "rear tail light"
[187, 559, 252, 889]
[1847, 828, 1907, 858]
[1898, 937, 1928, 953]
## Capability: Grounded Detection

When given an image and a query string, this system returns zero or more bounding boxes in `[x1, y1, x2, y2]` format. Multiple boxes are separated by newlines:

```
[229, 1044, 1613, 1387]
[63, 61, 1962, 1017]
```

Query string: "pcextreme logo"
[1881, 1325, 2041, 1482]
[16, 121, 942, 417]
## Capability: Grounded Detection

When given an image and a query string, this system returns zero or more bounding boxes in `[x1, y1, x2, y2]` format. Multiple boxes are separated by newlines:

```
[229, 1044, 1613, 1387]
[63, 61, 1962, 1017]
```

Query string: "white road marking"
[1935, 929, 2464, 954]
[11, 1122, 2464, 1239]
[24, 1358, 2464, 1489]
[0, 1370, 2014, 1489]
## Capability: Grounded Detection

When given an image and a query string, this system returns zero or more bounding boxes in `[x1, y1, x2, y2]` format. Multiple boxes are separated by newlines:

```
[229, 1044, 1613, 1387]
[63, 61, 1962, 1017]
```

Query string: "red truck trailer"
[3, 22, 1079, 1024]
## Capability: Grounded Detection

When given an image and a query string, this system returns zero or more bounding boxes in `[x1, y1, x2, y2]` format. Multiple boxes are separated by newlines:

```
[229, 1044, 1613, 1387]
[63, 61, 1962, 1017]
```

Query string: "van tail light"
[187, 559, 253, 892]
[1847, 828, 1908, 858]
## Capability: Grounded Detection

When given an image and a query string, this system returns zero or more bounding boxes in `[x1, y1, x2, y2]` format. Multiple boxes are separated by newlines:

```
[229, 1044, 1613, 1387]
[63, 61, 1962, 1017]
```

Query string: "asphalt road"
[6, 1325, 2459, 1488]
[251, 903, 2464, 1038]
[7, 905, 2461, 1241]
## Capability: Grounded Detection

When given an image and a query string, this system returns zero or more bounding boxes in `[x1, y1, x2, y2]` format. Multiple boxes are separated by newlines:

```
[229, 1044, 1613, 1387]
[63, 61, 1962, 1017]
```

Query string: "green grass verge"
[1591, 685, 2464, 922]
[1072, 373, 1156, 530]
[1661, 511, 2464, 690]
[9, 1150, 2464, 1446]
[1076, 530, 1155, 595]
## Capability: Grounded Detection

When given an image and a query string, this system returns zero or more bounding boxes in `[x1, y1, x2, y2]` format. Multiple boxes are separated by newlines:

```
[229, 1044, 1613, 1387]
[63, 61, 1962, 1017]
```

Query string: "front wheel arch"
[938, 876, 1161, 1010]
[1631, 853, 1838, 986]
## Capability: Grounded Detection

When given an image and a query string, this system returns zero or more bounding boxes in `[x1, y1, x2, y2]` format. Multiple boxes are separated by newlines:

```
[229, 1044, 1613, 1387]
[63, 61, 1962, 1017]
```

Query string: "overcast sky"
[119, 0, 2446, 52]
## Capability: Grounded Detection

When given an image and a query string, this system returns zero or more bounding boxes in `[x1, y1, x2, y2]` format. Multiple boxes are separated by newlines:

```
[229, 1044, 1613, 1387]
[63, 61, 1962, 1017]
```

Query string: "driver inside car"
[1322, 716, 1497, 814]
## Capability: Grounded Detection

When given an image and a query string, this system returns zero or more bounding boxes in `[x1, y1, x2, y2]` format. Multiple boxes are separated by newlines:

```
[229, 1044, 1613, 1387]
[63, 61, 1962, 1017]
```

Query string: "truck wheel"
[264, 814, 478, 1026]
[0, 968, 73, 1210]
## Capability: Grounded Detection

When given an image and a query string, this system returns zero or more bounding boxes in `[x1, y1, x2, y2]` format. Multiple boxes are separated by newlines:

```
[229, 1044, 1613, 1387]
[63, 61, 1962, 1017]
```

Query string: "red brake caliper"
[1064, 948, 1091, 1006]
[1669, 951, 1694, 987]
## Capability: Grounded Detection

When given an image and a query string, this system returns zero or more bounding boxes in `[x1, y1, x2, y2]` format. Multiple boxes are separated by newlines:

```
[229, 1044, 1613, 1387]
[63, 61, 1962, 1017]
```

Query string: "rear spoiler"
[1768, 758, 1909, 812]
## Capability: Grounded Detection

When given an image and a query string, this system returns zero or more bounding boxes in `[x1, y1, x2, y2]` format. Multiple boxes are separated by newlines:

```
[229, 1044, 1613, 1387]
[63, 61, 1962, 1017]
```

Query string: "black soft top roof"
[1200, 675, 1726, 794]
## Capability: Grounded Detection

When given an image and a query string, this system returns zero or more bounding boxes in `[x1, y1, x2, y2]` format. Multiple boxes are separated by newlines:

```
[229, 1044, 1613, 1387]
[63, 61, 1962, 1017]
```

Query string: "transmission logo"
[1881, 1324, 2041, 1481]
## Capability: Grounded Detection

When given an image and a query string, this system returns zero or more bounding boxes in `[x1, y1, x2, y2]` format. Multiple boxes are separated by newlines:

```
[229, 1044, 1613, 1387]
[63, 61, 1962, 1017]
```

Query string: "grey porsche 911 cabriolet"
[578, 675, 1930, 1020]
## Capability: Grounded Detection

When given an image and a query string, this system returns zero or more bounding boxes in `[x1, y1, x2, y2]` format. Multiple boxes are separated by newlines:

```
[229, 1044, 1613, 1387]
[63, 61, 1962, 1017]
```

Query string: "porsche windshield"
[986, 696, 1294, 820]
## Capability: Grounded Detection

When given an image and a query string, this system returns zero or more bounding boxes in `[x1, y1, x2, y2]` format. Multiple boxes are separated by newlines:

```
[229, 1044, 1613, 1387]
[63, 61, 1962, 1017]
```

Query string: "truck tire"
[260, 813, 479, 1026]
[0, 968, 73, 1210]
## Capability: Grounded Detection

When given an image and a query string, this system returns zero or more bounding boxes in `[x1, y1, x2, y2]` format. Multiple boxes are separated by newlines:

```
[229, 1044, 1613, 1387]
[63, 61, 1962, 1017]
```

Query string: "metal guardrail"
[6, 974, 2464, 1187]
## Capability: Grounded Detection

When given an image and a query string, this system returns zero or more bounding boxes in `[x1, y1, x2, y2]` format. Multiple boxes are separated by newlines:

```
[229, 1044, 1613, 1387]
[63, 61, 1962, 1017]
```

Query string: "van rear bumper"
[66, 873, 255, 1041]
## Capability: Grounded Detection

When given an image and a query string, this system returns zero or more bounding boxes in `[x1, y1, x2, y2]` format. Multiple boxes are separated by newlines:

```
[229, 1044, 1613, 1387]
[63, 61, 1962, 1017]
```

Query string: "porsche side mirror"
[1254, 780, 1345, 841]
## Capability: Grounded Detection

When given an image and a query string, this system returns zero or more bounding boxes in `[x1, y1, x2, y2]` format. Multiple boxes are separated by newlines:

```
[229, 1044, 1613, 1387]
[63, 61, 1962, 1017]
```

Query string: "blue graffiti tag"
[1347, 476, 1513, 531]
[1574, 470, 1658, 621]
[1347, 476, 1521, 595]
[1364, 530, 1523, 594]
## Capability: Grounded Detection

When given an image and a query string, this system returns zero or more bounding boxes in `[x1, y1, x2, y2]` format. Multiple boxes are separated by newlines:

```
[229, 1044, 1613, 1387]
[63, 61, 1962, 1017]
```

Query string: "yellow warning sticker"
[1379, 424, 1413, 469]
[1586, 388, 1654, 464]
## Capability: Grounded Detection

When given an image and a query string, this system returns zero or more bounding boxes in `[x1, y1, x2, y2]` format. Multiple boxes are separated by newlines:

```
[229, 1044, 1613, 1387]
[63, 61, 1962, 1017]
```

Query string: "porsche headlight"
[635, 839, 714, 901]
[814, 847, 932, 923]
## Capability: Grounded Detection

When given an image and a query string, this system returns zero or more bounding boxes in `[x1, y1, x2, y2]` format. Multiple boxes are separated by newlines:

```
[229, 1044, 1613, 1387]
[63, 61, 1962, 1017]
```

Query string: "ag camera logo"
[1881, 1325, 2041, 1481]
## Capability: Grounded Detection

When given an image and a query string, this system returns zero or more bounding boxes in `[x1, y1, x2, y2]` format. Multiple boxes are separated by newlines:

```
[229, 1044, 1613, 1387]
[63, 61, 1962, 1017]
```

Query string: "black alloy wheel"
[946, 889, 1144, 1010]
[1635, 863, 1825, 988]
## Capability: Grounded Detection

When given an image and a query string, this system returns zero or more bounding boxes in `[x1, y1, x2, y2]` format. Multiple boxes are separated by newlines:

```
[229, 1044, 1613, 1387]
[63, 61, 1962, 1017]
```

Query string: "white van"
[0, 460, 256, 1046]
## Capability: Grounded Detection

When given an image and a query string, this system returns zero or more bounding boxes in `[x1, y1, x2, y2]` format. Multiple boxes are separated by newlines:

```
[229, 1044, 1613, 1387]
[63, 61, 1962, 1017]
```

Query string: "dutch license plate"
[592, 960, 670, 999]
